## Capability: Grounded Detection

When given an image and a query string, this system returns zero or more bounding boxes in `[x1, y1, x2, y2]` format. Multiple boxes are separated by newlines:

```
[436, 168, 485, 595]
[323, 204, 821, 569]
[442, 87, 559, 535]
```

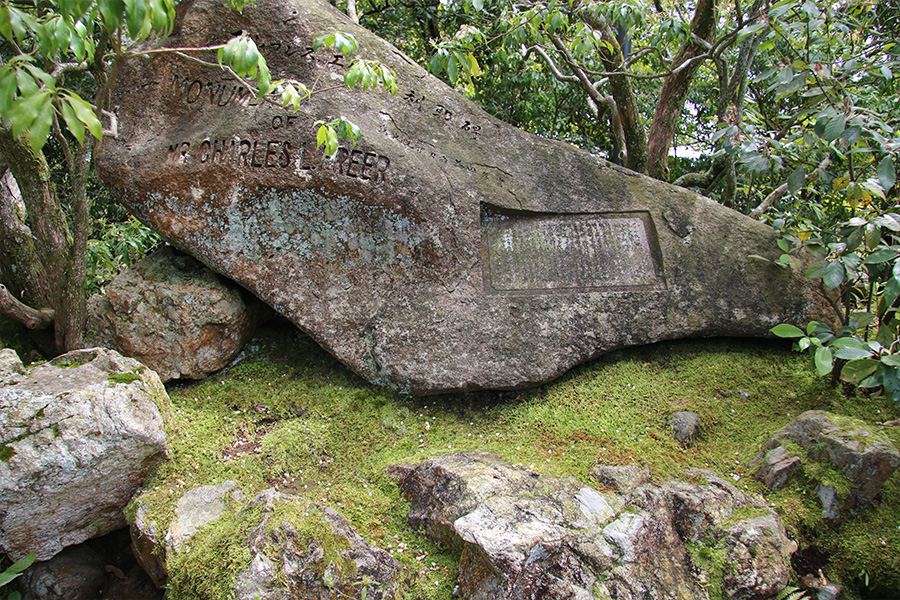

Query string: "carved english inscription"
[481, 205, 665, 293]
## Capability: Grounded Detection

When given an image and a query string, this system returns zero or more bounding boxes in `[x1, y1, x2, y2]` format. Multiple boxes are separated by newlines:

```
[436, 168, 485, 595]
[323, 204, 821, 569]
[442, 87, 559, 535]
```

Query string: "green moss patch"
[0, 445, 16, 462]
[108, 372, 143, 385]
[135, 328, 900, 600]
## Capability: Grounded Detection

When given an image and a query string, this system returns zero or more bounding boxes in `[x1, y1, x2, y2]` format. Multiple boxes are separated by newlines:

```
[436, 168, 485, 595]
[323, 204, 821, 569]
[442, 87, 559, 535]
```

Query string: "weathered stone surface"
[0, 347, 25, 385]
[751, 410, 900, 520]
[752, 445, 802, 490]
[668, 411, 702, 445]
[128, 485, 399, 598]
[236, 489, 400, 600]
[129, 500, 167, 588]
[392, 451, 795, 599]
[96, 0, 824, 394]
[19, 545, 105, 600]
[589, 464, 651, 493]
[165, 480, 245, 554]
[0, 348, 168, 561]
[86, 246, 254, 382]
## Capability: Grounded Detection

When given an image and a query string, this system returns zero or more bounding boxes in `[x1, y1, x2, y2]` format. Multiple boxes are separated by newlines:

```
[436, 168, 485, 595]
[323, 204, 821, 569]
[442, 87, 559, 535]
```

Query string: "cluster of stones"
[391, 451, 795, 600]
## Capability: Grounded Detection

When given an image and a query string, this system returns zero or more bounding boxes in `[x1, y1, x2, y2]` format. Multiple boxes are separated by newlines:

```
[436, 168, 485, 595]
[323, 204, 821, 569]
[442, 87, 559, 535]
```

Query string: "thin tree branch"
[750, 157, 832, 219]
[0, 283, 54, 330]
[523, 45, 578, 82]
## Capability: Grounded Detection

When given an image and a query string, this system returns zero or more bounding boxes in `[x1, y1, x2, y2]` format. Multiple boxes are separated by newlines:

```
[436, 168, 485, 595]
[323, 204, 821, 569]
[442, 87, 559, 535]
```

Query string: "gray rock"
[753, 445, 802, 490]
[96, 0, 826, 394]
[237, 489, 400, 600]
[19, 545, 105, 600]
[165, 480, 245, 554]
[129, 482, 247, 587]
[751, 410, 900, 520]
[86, 246, 254, 382]
[130, 485, 398, 598]
[0, 348, 168, 561]
[129, 501, 166, 588]
[392, 451, 795, 600]
[589, 464, 651, 493]
[0, 348, 26, 385]
[668, 411, 702, 445]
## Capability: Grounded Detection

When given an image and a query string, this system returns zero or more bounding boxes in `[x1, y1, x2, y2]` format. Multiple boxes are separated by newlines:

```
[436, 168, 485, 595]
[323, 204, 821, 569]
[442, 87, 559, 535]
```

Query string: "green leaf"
[830, 336, 866, 350]
[823, 114, 846, 142]
[64, 92, 102, 140]
[834, 346, 873, 360]
[863, 248, 897, 264]
[841, 359, 880, 383]
[124, 0, 147, 38]
[446, 54, 459, 84]
[806, 260, 828, 279]
[815, 346, 834, 376]
[97, 0, 126, 29]
[59, 96, 85, 144]
[878, 155, 896, 192]
[771, 324, 805, 338]
[822, 261, 845, 290]
[882, 277, 900, 314]
[787, 165, 805, 194]
[0, 553, 35, 586]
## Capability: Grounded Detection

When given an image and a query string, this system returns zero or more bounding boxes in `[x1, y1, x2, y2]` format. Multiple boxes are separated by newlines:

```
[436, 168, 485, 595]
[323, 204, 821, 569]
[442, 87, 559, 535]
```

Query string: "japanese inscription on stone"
[482, 206, 664, 293]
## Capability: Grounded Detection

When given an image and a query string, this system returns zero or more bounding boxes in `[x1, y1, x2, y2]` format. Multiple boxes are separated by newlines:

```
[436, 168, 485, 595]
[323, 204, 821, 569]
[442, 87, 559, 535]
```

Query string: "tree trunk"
[646, 0, 718, 181]
[0, 168, 53, 310]
[578, 11, 647, 172]
[0, 127, 82, 353]
[346, 0, 359, 23]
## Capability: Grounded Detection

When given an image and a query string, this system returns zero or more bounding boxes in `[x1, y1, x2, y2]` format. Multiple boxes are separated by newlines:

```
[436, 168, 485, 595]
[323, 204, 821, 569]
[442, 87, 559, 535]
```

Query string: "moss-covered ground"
[131, 322, 900, 600]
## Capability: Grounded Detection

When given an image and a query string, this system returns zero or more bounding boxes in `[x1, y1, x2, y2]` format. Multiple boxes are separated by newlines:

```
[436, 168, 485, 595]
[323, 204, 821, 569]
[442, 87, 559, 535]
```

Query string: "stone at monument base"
[96, 0, 826, 394]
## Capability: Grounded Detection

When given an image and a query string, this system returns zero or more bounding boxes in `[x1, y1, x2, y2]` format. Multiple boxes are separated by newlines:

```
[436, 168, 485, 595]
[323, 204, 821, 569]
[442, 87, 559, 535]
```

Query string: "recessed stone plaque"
[482, 205, 664, 293]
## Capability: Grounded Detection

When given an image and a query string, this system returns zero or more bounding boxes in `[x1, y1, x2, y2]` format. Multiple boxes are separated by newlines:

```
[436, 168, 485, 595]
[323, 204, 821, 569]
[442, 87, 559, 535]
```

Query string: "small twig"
[750, 157, 831, 219]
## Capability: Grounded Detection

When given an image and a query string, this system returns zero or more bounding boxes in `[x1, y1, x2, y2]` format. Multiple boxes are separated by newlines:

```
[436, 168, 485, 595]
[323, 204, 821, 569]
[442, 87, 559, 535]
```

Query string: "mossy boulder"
[96, 0, 827, 394]
[392, 451, 795, 599]
[751, 410, 900, 522]
[129, 485, 399, 598]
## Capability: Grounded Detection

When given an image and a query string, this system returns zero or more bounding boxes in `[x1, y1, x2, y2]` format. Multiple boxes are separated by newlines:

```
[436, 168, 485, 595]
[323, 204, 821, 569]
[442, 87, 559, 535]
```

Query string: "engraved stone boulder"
[96, 0, 825, 394]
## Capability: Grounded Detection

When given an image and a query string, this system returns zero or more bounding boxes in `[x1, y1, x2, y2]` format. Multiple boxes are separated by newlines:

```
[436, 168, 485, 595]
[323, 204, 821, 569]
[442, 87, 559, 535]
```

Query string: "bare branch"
[750, 157, 831, 219]
[0, 283, 54, 330]
[523, 45, 578, 82]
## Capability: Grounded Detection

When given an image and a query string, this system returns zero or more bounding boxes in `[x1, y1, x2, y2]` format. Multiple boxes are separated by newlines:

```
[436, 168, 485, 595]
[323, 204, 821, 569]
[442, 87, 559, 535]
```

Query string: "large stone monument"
[96, 0, 823, 394]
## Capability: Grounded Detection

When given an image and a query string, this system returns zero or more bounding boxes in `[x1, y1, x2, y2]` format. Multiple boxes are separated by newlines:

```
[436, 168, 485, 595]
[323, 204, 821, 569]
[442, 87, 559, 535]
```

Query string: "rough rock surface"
[0, 347, 26, 385]
[165, 480, 245, 554]
[751, 410, 900, 521]
[589, 464, 651, 493]
[86, 246, 254, 382]
[0, 348, 168, 561]
[392, 451, 795, 600]
[96, 0, 825, 394]
[18, 545, 106, 600]
[235, 489, 400, 600]
[129, 485, 399, 598]
[668, 411, 702, 445]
